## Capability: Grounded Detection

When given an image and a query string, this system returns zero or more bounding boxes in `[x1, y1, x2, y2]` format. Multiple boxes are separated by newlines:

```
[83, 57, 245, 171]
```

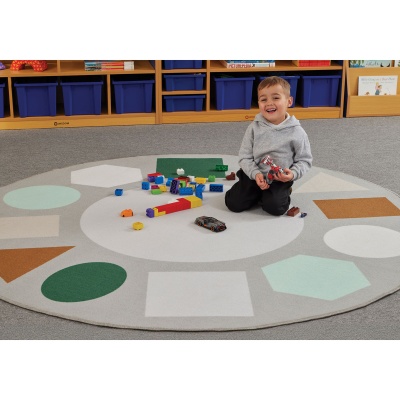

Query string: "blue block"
[115, 189, 123, 196]
[142, 182, 150, 190]
[210, 183, 223, 192]
[154, 176, 164, 184]
[179, 187, 194, 196]
[195, 184, 205, 199]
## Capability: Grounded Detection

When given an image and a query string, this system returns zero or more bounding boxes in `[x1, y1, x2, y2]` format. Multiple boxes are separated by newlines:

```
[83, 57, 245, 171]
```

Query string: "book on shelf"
[84, 60, 134, 71]
[221, 60, 275, 68]
[358, 75, 398, 96]
[350, 60, 392, 68]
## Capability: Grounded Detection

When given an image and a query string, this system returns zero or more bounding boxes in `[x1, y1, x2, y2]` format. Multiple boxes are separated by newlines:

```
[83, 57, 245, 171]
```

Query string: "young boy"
[225, 76, 312, 216]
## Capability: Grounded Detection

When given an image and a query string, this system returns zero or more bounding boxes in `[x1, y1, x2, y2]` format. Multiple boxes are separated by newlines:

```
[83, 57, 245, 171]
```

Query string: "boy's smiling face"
[258, 84, 293, 125]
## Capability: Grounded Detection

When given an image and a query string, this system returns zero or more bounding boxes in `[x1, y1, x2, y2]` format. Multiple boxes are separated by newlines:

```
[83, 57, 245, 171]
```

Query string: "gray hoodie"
[238, 113, 312, 181]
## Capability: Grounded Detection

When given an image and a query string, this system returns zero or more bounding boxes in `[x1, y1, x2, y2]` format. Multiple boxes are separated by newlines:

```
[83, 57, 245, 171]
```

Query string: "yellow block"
[195, 177, 207, 184]
[184, 195, 202, 208]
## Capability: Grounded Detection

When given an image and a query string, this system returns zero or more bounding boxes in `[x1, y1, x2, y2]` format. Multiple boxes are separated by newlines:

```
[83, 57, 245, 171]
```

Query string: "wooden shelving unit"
[0, 60, 346, 130]
[345, 60, 400, 117]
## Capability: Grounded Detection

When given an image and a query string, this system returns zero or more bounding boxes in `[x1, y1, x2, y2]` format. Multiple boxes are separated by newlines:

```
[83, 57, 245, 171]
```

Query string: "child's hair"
[258, 76, 291, 97]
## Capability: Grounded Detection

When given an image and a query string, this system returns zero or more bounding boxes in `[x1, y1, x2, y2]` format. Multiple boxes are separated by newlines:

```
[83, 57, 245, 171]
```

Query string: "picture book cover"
[358, 75, 398, 96]
[350, 60, 392, 68]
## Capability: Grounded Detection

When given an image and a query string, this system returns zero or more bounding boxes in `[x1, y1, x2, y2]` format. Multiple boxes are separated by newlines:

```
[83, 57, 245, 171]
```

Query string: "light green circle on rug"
[3, 185, 81, 209]
[41, 262, 127, 302]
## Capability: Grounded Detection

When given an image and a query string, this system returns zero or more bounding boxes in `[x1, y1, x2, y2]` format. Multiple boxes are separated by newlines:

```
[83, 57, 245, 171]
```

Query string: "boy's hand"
[255, 173, 270, 190]
[275, 168, 294, 182]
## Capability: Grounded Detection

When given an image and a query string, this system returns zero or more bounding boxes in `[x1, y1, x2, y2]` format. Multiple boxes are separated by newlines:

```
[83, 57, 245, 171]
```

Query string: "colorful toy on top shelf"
[260, 155, 286, 184]
[0, 62, 5, 70]
[10, 60, 48, 72]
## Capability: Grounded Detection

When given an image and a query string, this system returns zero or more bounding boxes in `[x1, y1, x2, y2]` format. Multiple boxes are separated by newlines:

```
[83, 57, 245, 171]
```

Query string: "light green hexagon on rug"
[262, 255, 370, 300]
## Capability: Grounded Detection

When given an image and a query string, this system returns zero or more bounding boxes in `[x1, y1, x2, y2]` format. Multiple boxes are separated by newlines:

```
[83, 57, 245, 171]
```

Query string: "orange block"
[314, 197, 400, 219]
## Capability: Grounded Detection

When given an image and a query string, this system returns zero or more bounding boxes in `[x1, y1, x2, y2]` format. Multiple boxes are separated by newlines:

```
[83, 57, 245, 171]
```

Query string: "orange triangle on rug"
[0, 246, 74, 283]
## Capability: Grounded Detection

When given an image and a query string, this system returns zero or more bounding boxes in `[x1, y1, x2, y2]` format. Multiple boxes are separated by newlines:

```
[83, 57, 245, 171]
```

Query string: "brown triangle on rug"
[0, 246, 74, 283]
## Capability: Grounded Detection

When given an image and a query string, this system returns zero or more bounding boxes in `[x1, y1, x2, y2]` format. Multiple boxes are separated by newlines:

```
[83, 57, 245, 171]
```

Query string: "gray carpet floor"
[1, 116, 400, 339]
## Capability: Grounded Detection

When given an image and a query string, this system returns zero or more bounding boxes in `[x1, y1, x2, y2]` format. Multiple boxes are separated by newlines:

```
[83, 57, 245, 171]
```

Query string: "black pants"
[225, 169, 293, 216]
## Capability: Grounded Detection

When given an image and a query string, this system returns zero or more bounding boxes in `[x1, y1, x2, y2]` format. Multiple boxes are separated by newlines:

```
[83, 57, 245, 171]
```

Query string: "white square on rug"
[145, 271, 254, 317]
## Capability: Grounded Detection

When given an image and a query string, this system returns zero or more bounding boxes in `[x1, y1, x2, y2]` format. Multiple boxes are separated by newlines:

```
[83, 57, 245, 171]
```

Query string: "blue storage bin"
[164, 95, 205, 112]
[14, 78, 57, 117]
[61, 77, 103, 116]
[0, 81, 5, 118]
[258, 75, 300, 108]
[163, 60, 203, 69]
[213, 76, 255, 110]
[112, 78, 155, 113]
[164, 74, 205, 91]
[300, 75, 341, 107]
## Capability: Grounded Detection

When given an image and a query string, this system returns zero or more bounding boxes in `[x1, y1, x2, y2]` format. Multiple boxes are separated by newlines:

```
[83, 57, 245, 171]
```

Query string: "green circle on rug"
[41, 262, 127, 302]
[3, 185, 81, 210]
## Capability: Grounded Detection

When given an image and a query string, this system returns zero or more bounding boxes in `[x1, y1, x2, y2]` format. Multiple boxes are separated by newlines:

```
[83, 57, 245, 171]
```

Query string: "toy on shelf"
[0, 62, 5, 70]
[287, 206, 300, 217]
[120, 209, 134, 217]
[260, 155, 286, 184]
[10, 60, 48, 72]
[195, 216, 226, 232]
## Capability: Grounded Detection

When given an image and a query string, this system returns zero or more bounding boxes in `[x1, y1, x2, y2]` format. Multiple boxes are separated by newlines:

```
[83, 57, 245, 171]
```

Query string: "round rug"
[1, 154, 400, 331]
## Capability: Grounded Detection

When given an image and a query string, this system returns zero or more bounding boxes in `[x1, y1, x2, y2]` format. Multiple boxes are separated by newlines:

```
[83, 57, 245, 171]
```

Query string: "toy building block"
[215, 164, 228, 171]
[210, 183, 223, 192]
[226, 172, 236, 180]
[170, 179, 180, 194]
[300, 212, 308, 218]
[177, 168, 185, 175]
[179, 187, 194, 196]
[195, 184, 205, 199]
[151, 188, 162, 195]
[195, 177, 207, 184]
[120, 209, 134, 217]
[147, 172, 162, 182]
[114, 189, 123, 196]
[154, 175, 164, 184]
[287, 206, 300, 217]
[208, 175, 216, 182]
[142, 182, 150, 190]
[188, 175, 195, 182]
[159, 185, 168, 192]
[132, 222, 144, 230]
[10, 60, 48, 72]
[146, 196, 202, 218]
